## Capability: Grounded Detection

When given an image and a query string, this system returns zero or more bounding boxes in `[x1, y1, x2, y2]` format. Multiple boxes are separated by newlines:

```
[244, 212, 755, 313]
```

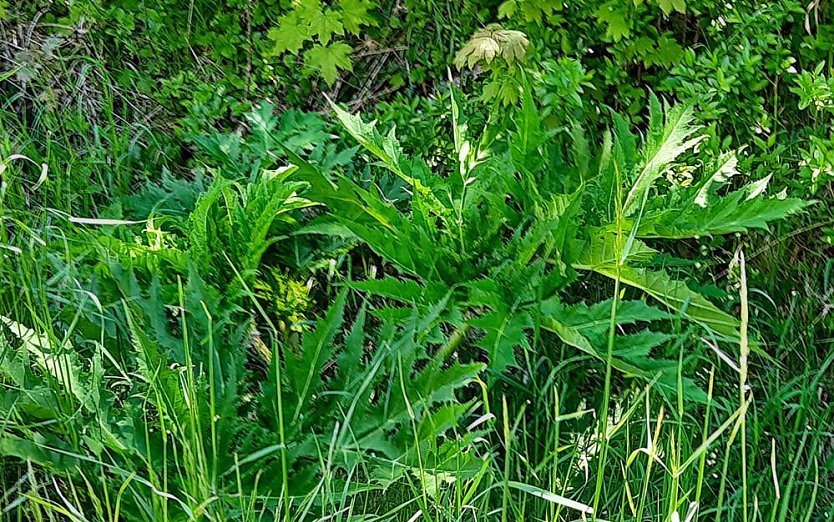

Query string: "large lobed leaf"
[622, 94, 703, 216]
[638, 188, 811, 239]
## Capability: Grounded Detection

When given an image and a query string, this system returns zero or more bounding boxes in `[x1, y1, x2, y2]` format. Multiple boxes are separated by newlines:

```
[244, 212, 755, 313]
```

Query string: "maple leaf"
[340, 0, 377, 35]
[305, 42, 353, 85]
[645, 34, 684, 67]
[295, 0, 344, 46]
[630, 36, 655, 54]
[308, 8, 344, 45]
[268, 12, 311, 56]
[498, 0, 560, 22]
[296, 0, 323, 20]
[454, 24, 529, 69]
[521, 0, 559, 22]
[497, 0, 517, 19]
[595, 2, 631, 41]
[657, 0, 686, 15]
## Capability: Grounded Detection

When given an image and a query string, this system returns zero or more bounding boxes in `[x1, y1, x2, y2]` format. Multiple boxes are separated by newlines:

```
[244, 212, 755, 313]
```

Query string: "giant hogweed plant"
[292, 87, 809, 400]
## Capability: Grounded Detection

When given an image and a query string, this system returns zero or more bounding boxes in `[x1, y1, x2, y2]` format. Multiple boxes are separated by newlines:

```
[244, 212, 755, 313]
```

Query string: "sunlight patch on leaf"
[454, 24, 529, 69]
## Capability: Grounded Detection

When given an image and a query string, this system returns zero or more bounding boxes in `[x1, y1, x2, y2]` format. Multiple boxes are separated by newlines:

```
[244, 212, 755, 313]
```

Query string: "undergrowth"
[1, 1, 833, 521]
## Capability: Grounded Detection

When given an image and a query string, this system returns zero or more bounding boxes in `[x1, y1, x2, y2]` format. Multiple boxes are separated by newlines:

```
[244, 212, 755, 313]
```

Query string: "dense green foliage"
[1, 0, 833, 521]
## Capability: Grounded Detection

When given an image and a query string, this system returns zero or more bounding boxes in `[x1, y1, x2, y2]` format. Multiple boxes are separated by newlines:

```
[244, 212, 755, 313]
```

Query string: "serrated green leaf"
[613, 329, 673, 359]
[286, 289, 348, 421]
[0, 435, 74, 470]
[596, 2, 631, 41]
[268, 12, 311, 56]
[657, 0, 686, 15]
[326, 100, 441, 199]
[539, 300, 704, 400]
[645, 34, 684, 67]
[593, 264, 740, 342]
[304, 42, 353, 85]
[307, 8, 344, 45]
[555, 299, 673, 334]
[745, 174, 771, 200]
[638, 192, 810, 239]
[340, 0, 377, 34]
[498, 0, 517, 18]
[0, 317, 83, 404]
[695, 152, 739, 207]
[335, 304, 367, 388]
[350, 277, 446, 304]
[539, 313, 656, 379]
[296, 0, 323, 19]
[469, 309, 531, 372]
[577, 231, 657, 267]
[623, 94, 702, 215]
